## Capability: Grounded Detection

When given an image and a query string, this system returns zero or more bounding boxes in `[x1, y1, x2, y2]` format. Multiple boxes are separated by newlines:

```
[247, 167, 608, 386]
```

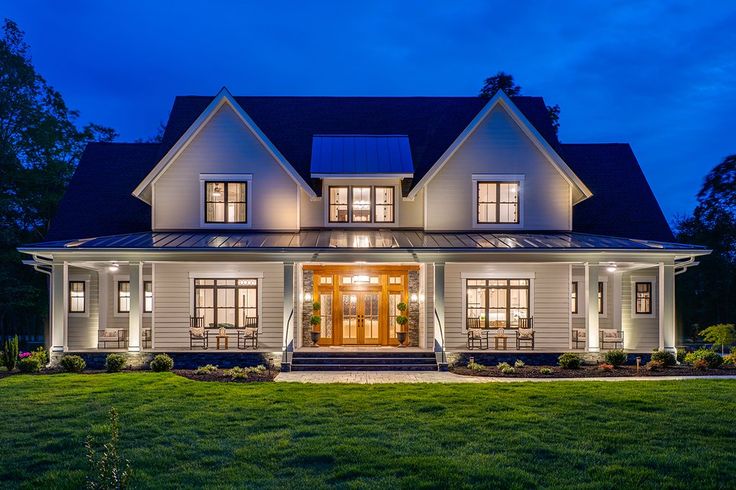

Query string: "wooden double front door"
[307, 265, 416, 346]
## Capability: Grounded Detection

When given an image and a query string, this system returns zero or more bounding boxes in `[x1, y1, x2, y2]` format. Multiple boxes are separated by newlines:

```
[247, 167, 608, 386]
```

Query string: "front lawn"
[1, 374, 734, 488]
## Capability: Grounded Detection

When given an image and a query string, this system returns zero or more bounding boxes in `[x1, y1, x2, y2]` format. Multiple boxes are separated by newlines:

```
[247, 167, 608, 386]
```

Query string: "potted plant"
[396, 302, 409, 347]
[309, 301, 321, 346]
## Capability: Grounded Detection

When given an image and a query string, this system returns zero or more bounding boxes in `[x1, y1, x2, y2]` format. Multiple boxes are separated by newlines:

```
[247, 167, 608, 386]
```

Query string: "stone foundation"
[449, 351, 654, 367]
[53, 351, 278, 370]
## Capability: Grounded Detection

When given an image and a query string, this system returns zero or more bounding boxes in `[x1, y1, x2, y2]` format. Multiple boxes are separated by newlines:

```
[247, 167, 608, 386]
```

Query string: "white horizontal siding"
[444, 263, 570, 351]
[426, 105, 571, 231]
[67, 267, 99, 349]
[153, 262, 284, 350]
[622, 271, 659, 351]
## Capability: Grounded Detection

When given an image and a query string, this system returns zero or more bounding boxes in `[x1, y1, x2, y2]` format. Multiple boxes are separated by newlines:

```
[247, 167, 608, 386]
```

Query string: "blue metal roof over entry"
[310, 135, 414, 175]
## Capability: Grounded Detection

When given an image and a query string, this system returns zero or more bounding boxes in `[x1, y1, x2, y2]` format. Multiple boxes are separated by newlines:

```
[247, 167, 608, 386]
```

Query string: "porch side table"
[216, 335, 229, 350]
[494, 335, 508, 350]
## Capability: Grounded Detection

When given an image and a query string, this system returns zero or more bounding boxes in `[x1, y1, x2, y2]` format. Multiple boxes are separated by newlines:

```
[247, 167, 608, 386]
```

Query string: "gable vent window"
[205, 182, 247, 223]
[477, 181, 519, 224]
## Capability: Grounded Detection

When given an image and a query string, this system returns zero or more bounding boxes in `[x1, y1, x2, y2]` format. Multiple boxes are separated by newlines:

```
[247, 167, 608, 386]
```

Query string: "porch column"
[283, 262, 295, 353]
[659, 262, 676, 352]
[612, 271, 623, 345]
[50, 262, 68, 352]
[584, 262, 600, 352]
[128, 261, 143, 352]
[433, 262, 445, 353]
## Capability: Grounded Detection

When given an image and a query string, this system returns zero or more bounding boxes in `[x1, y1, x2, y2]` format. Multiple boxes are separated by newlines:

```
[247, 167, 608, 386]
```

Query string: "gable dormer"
[411, 91, 591, 231]
[133, 88, 314, 232]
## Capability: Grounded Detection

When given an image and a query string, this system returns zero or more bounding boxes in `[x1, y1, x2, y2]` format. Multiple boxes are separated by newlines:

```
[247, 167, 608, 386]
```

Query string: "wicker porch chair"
[515, 317, 535, 350]
[237, 317, 259, 349]
[189, 316, 208, 350]
[466, 318, 489, 350]
[600, 329, 624, 349]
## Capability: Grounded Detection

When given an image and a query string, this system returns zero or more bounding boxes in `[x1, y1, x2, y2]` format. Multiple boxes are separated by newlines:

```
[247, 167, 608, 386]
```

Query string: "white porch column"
[659, 262, 676, 352]
[584, 263, 600, 352]
[50, 262, 68, 352]
[433, 262, 445, 353]
[283, 262, 295, 353]
[128, 261, 143, 352]
[612, 271, 623, 335]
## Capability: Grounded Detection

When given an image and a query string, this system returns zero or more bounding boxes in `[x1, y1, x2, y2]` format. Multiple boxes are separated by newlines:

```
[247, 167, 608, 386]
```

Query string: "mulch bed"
[451, 364, 736, 378]
[174, 369, 277, 383]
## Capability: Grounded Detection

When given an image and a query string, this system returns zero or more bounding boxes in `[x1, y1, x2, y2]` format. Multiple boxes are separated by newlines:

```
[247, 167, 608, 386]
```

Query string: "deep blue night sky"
[5, 1, 736, 223]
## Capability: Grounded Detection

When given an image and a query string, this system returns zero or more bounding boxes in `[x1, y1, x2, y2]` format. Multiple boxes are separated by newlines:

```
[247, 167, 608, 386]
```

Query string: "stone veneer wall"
[301, 270, 315, 346]
[408, 270, 420, 347]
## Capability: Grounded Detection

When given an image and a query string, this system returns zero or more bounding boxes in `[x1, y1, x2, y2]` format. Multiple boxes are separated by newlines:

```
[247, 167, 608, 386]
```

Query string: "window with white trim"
[635, 282, 652, 314]
[466, 278, 529, 329]
[194, 279, 258, 329]
[477, 181, 519, 224]
[69, 281, 86, 313]
[205, 181, 247, 223]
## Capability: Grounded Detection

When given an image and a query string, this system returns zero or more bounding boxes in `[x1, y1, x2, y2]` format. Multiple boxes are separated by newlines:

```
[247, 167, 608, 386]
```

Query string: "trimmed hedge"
[558, 352, 583, 369]
[150, 354, 174, 372]
[105, 353, 127, 373]
[60, 355, 86, 373]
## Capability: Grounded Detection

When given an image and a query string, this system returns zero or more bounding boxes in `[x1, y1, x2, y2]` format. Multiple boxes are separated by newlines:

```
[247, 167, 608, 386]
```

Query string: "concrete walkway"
[275, 371, 736, 384]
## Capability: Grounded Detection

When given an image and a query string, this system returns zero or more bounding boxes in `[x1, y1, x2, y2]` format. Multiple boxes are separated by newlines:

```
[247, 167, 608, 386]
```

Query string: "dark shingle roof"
[159, 95, 559, 194]
[561, 143, 674, 242]
[44, 95, 673, 243]
[45, 143, 160, 241]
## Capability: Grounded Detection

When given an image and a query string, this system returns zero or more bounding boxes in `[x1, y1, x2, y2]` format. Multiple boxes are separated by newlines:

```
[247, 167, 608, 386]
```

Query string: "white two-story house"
[20, 88, 708, 370]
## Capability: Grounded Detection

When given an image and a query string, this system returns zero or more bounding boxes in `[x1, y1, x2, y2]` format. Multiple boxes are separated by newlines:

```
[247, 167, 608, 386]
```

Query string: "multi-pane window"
[205, 182, 247, 223]
[374, 186, 395, 223]
[118, 281, 131, 313]
[466, 279, 529, 329]
[329, 185, 396, 224]
[194, 279, 258, 329]
[571, 281, 578, 314]
[635, 282, 652, 314]
[598, 282, 604, 314]
[329, 186, 349, 223]
[69, 281, 86, 313]
[477, 181, 519, 224]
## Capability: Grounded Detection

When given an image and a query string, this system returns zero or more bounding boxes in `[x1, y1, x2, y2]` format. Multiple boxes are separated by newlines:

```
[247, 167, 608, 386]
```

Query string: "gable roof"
[561, 143, 674, 242]
[405, 91, 591, 202]
[133, 88, 316, 202]
[311, 135, 414, 176]
[157, 93, 561, 196]
[46, 143, 160, 241]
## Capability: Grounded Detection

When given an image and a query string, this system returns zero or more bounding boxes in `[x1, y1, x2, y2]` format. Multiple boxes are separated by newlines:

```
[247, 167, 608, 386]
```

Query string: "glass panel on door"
[363, 293, 380, 343]
[342, 294, 358, 343]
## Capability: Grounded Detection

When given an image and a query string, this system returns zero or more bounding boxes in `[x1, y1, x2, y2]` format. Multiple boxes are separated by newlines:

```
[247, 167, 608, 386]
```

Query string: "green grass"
[1, 374, 735, 489]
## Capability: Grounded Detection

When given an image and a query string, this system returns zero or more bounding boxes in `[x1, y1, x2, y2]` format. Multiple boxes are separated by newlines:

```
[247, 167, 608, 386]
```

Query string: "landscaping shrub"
[497, 362, 511, 370]
[598, 363, 614, 372]
[60, 355, 86, 373]
[723, 351, 736, 366]
[539, 367, 553, 375]
[467, 360, 485, 371]
[676, 348, 688, 364]
[226, 366, 247, 379]
[2, 335, 19, 371]
[500, 365, 515, 375]
[105, 353, 127, 373]
[246, 365, 267, 375]
[194, 364, 218, 375]
[604, 349, 628, 367]
[646, 359, 664, 371]
[558, 352, 583, 369]
[85, 407, 131, 489]
[32, 346, 48, 366]
[17, 355, 41, 373]
[149, 354, 174, 372]
[514, 359, 525, 368]
[650, 350, 676, 367]
[692, 359, 709, 370]
[684, 348, 723, 369]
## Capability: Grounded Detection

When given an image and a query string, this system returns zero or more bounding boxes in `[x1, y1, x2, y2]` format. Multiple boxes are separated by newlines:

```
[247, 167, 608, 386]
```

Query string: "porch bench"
[98, 328, 127, 349]
[600, 329, 624, 349]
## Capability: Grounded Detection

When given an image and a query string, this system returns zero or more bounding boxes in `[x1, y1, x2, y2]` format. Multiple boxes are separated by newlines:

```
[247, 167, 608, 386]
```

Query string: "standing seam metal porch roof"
[21, 231, 705, 252]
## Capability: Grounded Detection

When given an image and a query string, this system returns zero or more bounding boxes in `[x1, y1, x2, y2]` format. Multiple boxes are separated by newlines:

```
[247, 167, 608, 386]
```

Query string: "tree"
[0, 19, 116, 340]
[698, 324, 736, 355]
[675, 155, 736, 338]
[479, 71, 521, 98]
[479, 71, 560, 135]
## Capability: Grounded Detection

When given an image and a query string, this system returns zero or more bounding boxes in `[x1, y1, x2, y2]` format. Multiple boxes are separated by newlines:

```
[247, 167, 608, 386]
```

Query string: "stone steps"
[291, 351, 438, 371]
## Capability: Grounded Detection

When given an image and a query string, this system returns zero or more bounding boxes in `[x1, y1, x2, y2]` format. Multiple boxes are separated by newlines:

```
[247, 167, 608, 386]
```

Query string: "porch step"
[291, 351, 438, 371]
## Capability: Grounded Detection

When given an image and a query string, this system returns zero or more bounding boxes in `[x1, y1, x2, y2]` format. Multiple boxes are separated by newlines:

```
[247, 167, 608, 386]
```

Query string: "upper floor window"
[477, 181, 519, 224]
[205, 181, 247, 223]
[328, 185, 395, 224]
[69, 281, 86, 313]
